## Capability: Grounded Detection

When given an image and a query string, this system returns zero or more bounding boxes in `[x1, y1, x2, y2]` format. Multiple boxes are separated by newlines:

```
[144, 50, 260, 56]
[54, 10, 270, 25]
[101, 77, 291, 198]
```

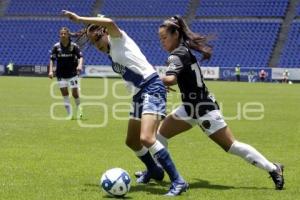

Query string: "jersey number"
[191, 63, 203, 87]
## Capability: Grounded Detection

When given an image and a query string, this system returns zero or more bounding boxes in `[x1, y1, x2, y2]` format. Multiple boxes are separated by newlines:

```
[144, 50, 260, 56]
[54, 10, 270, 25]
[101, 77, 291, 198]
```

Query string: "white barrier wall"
[0, 65, 4, 75]
[156, 66, 219, 79]
[84, 65, 120, 77]
[84, 65, 300, 81]
[272, 68, 300, 81]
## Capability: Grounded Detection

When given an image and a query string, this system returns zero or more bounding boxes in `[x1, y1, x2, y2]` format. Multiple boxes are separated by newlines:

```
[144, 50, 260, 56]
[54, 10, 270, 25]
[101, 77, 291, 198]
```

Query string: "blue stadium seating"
[0, 18, 282, 68]
[196, 0, 289, 17]
[278, 21, 300, 68]
[0, 18, 167, 66]
[1, 0, 297, 68]
[191, 19, 281, 68]
[0, 19, 107, 65]
[296, 2, 300, 16]
[5, 0, 95, 16]
[100, 0, 191, 17]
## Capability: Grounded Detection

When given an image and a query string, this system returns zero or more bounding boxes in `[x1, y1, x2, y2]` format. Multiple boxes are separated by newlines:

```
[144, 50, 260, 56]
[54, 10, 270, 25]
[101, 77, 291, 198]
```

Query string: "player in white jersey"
[63, 10, 188, 196]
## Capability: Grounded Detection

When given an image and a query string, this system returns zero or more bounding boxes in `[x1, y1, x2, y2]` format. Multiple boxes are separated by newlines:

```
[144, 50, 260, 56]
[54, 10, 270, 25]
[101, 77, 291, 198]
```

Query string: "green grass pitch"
[0, 76, 299, 200]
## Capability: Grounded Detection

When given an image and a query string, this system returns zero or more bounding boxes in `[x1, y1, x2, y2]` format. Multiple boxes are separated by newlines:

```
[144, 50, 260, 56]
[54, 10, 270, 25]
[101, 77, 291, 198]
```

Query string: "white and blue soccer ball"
[100, 168, 131, 197]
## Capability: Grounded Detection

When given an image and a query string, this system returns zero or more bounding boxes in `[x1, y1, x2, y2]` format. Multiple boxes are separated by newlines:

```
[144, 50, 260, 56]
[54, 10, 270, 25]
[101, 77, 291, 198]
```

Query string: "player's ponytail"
[71, 24, 107, 50]
[160, 16, 213, 60]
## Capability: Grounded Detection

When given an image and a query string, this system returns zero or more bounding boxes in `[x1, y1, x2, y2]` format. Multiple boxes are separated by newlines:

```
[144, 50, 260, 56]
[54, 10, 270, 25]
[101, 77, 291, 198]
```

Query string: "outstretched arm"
[62, 10, 122, 38]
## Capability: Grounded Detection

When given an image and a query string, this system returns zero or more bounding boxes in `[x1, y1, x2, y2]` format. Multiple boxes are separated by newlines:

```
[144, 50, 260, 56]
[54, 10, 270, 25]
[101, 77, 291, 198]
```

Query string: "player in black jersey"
[49, 27, 83, 119]
[137, 15, 284, 190]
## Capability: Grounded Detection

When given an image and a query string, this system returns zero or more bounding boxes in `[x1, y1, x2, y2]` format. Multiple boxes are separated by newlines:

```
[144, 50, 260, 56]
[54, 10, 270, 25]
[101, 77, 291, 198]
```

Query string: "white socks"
[157, 133, 168, 149]
[134, 140, 165, 157]
[63, 96, 71, 115]
[135, 146, 148, 157]
[148, 140, 165, 155]
[74, 97, 80, 107]
[228, 141, 276, 172]
[156, 134, 276, 172]
[62, 96, 81, 116]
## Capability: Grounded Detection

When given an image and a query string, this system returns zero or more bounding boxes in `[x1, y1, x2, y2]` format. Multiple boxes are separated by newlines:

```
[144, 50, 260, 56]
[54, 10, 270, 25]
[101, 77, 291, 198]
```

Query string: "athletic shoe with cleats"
[165, 180, 188, 196]
[136, 167, 164, 184]
[78, 107, 83, 119]
[269, 163, 284, 190]
[135, 170, 146, 178]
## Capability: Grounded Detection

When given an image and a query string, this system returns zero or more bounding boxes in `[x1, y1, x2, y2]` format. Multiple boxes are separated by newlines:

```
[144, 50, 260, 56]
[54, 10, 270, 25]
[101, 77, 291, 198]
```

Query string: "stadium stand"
[196, 0, 289, 17]
[5, 0, 95, 16]
[100, 0, 191, 17]
[0, 18, 165, 65]
[297, 2, 300, 16]
[191, 19, 281, 68]
[278, 20, 300, 68]
[0, 0, 299, 68]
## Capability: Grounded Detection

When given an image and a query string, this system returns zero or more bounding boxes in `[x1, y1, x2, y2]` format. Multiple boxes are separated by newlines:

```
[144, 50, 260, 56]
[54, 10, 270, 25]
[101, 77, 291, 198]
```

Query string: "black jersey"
[50, 41, 82, 78]
[165, 43, 219, 118]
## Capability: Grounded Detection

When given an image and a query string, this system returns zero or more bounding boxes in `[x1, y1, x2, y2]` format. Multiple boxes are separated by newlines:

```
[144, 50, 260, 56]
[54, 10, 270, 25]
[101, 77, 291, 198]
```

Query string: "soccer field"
[0, 76, 299, 200]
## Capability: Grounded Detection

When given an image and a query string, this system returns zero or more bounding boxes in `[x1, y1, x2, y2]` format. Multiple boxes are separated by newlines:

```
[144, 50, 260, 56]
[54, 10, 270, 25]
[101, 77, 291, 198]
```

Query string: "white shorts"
[172, 105, 227, 136]
[57, 76, 79, 89]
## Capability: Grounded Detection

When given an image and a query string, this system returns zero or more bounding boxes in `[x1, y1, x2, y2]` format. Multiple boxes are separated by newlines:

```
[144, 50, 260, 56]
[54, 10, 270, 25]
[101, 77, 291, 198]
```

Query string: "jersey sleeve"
[74, 44, 83, 58]
[50, 45, 57, 61]
[165, 55, 184, 76]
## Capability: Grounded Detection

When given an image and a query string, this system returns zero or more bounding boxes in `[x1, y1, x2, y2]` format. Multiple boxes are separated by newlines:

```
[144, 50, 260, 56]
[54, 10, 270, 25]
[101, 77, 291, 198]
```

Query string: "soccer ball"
[100, 168, 131, 197]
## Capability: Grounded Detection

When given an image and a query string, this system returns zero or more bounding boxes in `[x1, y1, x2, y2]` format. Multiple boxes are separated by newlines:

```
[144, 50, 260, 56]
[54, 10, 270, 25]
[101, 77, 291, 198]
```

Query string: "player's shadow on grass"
[129, 178, 270, 195]
[129, 182, 168, 195]
[189, 179, 234, 190]
[128, 179, 230, 195]
[190, 178, 271, 190]
[83, 183, 133, 199]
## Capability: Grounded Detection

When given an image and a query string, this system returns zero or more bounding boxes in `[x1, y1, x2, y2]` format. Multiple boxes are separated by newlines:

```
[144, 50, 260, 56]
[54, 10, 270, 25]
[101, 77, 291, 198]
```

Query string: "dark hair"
[160, 15, 212, 60]
[60, 27, 70, 33]
[59, 27, 72, 42]
[71, 24, 107, 49]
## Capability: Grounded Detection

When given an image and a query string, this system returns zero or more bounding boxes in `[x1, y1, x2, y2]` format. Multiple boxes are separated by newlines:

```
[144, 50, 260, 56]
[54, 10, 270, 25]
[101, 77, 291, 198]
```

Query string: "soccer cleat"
[269, 163, 284, 190]
[134, 170, 145, 178]
[165, 180, 189, 196]
[77, 107, 83, 120]
[79, 112, 83, 119]
[136, 167, 164, 184]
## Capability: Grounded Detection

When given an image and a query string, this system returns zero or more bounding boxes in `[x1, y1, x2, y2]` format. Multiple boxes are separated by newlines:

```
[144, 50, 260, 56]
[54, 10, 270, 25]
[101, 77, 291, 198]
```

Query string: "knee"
[72, 93, 79, 99]
[140, 134, 155, 147]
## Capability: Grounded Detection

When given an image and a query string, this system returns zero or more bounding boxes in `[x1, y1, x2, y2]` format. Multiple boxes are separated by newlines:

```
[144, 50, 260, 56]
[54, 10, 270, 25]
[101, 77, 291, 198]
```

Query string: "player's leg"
[140, 114, 188, 196]
[70, 76, 82, 119]
[137, 78, 187, 195]
[200, 110, 284, 190]
[135, 105, 193, 178]
[126, 118, 164, 183]
[157, 105, 193, 148]
[58, 79, 71, 117]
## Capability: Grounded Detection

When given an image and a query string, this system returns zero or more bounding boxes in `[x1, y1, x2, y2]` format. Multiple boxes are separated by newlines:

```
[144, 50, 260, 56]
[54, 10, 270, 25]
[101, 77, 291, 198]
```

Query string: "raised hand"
[62, 10, 80, 23]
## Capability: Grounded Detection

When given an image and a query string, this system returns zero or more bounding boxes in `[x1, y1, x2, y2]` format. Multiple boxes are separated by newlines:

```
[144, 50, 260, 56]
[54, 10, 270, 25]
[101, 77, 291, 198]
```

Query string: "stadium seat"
[196, 0, 289, 17]
[5, 0, 95, 16]
[100, 0, 191, 17]
[278, 21, 300, 68]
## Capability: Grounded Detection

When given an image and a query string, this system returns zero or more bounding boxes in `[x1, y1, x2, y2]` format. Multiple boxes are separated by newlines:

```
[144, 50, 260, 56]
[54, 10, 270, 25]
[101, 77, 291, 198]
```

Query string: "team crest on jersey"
[168, 63, 176, 70]
[167, 55, 178, 70]
[112, 62, 126, 75]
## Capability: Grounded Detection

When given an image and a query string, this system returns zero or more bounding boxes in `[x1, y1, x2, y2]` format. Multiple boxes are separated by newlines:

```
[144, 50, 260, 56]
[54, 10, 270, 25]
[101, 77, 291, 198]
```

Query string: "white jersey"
[108, 30, 157, 94]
